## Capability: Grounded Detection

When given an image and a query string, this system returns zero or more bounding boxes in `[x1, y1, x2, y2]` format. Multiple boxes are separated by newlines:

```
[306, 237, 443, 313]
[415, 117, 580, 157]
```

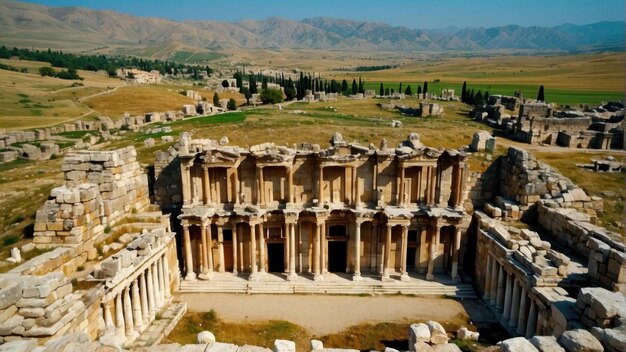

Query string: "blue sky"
[21, 0, 625, 28]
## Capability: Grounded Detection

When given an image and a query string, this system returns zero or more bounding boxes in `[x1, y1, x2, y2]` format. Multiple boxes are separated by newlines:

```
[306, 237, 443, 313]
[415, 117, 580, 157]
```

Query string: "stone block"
[603, 328, 626, 352]
[456, 326, 479, 341]
[500, 337, 539, 352]
[558, 329, 603, 352]
[0, 339, 38, 352]
[310, 340, 324, 351]
[409, 323, 432, 348]
[529, 336, 565, 352]
[579, 287, 626, 319]
[0, 314, 24, 335]
[273, 340, 295, 352]
[426, 321, 448, 345]
[413, 342, 434, 352]
[0, 281, 22, 310]
[431, 344, 461, 352]
[197, 330, 216, 344]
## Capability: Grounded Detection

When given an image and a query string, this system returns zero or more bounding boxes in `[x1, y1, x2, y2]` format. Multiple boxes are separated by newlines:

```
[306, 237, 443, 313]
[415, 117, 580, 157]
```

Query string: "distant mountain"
[0, 0, 623, 53]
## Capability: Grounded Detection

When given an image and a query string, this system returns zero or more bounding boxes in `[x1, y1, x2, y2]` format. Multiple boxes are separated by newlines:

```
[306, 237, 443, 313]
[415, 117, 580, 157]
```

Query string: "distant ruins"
[0, 132, 624, 352]
[473, 97, 624, 150]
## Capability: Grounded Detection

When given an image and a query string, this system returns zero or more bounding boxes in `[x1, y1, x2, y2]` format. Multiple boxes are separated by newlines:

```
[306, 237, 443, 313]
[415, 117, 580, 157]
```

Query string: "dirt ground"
[175, 293, 475, 335]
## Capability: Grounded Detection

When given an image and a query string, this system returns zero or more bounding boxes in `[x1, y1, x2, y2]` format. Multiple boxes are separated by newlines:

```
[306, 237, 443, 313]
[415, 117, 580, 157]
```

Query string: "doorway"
[267, 243, 285, 273]
[328, 241, 347, 273]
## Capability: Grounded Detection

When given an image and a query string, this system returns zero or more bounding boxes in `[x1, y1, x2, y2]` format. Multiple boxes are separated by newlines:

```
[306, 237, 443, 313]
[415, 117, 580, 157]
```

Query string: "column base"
[352, 273, 362, 281]
[287, 273, 298, 281]
[198, 272, 213, 281]
[232, 270, 238, 275]
[400, 273, 410, 282]
[314, 274, 323, 281]
[426, 273, 434, 281]
[184, 272, 197, 281]
[381, 270, 393, 282]
[249, 272, 261, 282]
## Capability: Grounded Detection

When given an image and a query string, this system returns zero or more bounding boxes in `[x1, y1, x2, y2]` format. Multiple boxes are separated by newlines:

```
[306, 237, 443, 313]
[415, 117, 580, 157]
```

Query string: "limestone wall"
[586, 236, 626, 293]
[33, 147, 150, 252]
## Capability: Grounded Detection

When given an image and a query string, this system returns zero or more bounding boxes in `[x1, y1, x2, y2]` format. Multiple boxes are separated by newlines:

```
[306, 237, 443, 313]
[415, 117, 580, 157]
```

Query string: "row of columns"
[103, 254, 171, 340]
[182, 160, 466, 209]
[183, 220, 461, 282]
[483, 254, 539, 338]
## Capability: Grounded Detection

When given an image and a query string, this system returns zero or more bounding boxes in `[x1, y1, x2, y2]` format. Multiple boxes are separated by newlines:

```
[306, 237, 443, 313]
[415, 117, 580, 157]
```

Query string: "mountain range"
[0, 0, 623, 53]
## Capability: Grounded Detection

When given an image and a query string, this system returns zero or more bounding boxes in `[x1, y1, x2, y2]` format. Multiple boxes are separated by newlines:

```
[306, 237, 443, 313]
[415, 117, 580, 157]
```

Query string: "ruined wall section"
[153, 145, 182, 210]
[32, 147, 150, 273]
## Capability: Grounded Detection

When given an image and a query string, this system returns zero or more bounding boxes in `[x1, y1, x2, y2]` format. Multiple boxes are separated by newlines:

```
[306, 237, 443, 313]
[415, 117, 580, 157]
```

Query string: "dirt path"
[175, 293, 471, 335]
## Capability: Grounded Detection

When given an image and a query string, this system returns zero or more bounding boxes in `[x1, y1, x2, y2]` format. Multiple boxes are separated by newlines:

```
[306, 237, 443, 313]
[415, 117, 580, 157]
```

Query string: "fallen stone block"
[558, 329, 603, 352]
[529, 335, 565, 352]
[499, 337, 539, 352]
[197, 330, 216, 344]
[409, 323, 432, 348]
[273, 339, 295, 352]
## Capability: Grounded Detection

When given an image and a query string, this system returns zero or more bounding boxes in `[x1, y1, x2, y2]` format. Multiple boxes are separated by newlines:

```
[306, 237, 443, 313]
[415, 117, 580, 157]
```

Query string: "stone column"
[115, 293, 125, 338]
[426, 225, 437, 281]
[318, 165, 324, 204]
[259, 223, 266, 273]
[526, 300, 538, 339]
[496, 266, 505, 310]
[352, 166, 358, 206]
[131, 280, 143, 331]
[320, 222, 327, 274]
[516, 287, 528, 336]
[382, 223, 392, 280]
[103, 301, 114, 330]
[288, 222, 297, 280]
[157, 259, 166, 303]
[181, 163, 191, 205]
[258, 166, 265, 205]
[457, 165, 466, 207]
[451, 227, 461, 279]
[400, 225, 409, 281]
[490, 259, 499, 304]
[139, 272, 149, 322]
[232, 224, 238, 275]
[202, 166, 211, 204]
[509, 279, 520, 328]
[483, 255, 492, 299]
[183, 225, 196, 281]
[200, 225, 209, 276]
[152, 262, 162, 308]
[314, 220, 322, 280]
[287, 167, 294, 204]
[233, 167, 240, 206]
[123, 287, 136, 338]
[217, 225, 225, 272]
[353, 220, 362, 281]
[163, 253, 171, 298]
[146, 267, 155, 316]
[503, 272, 513, 320]
[399, 166, 405, 207]
[250, 223, 258, 278]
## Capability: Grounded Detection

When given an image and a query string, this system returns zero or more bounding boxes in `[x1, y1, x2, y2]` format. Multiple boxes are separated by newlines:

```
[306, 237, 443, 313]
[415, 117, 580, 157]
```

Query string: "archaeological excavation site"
[0, 128, 623, 352]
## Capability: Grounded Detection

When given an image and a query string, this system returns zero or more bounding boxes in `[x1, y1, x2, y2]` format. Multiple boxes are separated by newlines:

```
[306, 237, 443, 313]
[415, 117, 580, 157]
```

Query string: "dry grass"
[83, 85, 195, 118]
[164, 310, 310, 351]
[533, 151, 625, 237]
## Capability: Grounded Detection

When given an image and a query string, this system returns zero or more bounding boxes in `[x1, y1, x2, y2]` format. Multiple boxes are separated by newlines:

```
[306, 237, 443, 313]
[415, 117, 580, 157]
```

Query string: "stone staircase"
[179, 274, 476, 299]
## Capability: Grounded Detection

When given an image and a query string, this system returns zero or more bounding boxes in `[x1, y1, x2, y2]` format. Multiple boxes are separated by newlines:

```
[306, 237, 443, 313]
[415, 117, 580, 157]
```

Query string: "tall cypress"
[423, 81, 428, 95]
[461, 81, 467, 103]
[379, 82, 384, 96]
[537, 85, 545, 102]
[352, 79, 358, 95]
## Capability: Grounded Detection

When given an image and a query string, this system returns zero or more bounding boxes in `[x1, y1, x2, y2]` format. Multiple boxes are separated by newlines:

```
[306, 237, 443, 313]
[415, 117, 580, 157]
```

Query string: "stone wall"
[33, 147, 150, 250]
[153, 145, 182, 210]
[586, 236, 626, 293]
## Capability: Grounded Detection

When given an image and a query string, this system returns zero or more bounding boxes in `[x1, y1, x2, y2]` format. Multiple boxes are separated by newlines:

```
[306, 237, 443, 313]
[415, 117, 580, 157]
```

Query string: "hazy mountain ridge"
[0, 0, 623, 52]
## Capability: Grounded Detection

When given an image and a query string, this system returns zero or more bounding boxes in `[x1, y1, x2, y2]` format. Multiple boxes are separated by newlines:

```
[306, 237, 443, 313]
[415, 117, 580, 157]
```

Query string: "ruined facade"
[165, 132, 470, 283]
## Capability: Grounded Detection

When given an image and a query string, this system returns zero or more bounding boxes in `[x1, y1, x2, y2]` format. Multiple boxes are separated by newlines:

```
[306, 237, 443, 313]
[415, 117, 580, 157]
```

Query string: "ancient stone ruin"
[0, 134, 624, 351]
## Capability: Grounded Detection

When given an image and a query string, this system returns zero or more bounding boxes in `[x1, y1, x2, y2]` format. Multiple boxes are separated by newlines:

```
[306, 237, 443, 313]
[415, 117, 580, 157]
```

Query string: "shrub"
[260, 89, 283, 104]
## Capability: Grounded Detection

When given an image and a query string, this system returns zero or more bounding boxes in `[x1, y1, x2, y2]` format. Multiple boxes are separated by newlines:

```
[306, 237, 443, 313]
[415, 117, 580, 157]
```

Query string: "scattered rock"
[273, 339, 295, 352]
[456, 327, 479, 341]
[409, 323, 432, 348]
[310, 340, 323, 351]
[528, 336, 565, 352]
[198, 330, 216, 344]
[500, 337, 539, 352]
[558, 329, 603, 352]
[413, 341, 435, 352]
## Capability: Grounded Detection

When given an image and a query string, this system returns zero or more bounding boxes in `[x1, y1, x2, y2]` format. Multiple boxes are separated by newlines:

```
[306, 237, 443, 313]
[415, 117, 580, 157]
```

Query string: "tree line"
[0, 45, 211, 78]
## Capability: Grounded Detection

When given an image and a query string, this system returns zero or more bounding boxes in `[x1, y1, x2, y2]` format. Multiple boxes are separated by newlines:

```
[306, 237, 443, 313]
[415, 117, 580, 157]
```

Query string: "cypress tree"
[352, 79, 358, 95]
[405, 85, 412, 96]
[399, 82, 403, 93]
[417, 86, 422, 96]
[341, 79, 348, 94]
[385, 87, 390, 96]
[537, 85, 545, 101]
[379, 82, 384, 96]
[461, 81, 467, 103]
[358, 77, 364, 94]
[475, 91, 483, 106]
[213, 92, 220, 106]
[423, 81, 428, 95]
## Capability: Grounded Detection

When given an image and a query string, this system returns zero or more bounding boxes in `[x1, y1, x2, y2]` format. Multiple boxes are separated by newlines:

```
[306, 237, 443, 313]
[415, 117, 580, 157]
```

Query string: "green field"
[363, 81, 623, 106]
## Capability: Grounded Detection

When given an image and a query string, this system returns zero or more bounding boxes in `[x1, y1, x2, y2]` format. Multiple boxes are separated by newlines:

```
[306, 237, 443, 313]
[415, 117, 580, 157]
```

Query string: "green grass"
[169, 112, 247, 127]
[170, 50, 229, 63]
[363, 81, 623, 106]
[57, 130, 100, 139]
